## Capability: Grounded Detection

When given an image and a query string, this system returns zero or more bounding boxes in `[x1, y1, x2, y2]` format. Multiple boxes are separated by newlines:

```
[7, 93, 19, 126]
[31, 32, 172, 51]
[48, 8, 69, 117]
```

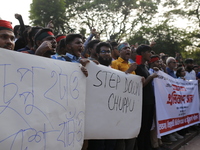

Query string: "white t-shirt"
[184, 70, 196, 80]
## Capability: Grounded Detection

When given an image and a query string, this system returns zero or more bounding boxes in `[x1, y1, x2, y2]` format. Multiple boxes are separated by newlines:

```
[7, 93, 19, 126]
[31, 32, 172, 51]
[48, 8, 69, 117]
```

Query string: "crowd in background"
[0, 14, 200, 150]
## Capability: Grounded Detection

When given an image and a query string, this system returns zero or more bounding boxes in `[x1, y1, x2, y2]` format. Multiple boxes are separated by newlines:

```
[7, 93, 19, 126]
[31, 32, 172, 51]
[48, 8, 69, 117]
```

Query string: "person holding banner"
[111, 42, 137, 150]
[0, 20, 15, 50]
[164, 57, 184, 142]
[135, 45, 158, 150]
[87, 42, 117, 150]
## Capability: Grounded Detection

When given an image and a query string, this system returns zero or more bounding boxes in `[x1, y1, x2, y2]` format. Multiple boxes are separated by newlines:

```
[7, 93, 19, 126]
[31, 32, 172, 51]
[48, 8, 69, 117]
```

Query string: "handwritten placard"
[85, 62, 143, 139]
[0, 48, 86, 150]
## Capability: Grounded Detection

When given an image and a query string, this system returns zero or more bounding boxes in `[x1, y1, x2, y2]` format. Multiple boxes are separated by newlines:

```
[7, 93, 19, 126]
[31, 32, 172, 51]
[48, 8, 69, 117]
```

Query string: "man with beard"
[35, 28, 57, 58]
[0, 20, 15, 50]
[87, 42, 116, 150]
[184, 58, 196, 80]
[96, 42, 113, 66]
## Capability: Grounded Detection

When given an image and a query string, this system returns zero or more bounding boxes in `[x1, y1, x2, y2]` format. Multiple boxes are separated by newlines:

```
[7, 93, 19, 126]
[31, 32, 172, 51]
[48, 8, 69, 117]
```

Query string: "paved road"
[178, 134, 200, 150]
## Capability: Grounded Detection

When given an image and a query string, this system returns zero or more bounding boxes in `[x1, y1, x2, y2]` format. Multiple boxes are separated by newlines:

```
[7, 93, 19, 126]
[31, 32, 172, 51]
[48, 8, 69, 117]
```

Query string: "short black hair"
[176, 67, 184, 78]
[184, 58, 193, 64]
[65, 34, 83, 45]
[56, 38, 66, 55]
[87, 40, 100, 49]
[96, 42, 112, 54]
[136, 44, 152, 55]
[110, 41, 118, 49]
[28, 26, 43, 47]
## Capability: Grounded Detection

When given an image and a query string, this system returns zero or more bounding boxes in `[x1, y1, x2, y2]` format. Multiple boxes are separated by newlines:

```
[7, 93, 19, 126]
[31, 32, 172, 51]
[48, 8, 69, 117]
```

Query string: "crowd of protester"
[0, 14, 200, 150]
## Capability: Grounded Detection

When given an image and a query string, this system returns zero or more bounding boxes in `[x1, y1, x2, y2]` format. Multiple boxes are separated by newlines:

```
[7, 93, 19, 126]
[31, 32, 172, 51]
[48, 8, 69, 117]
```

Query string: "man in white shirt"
[184, 58, 196, 80]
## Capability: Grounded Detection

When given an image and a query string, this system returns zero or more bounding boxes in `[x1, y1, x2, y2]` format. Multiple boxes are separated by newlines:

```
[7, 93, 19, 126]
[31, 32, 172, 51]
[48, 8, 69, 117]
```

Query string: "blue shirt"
[52, 53, 81, 63]
[166, 67, 177, 78]
[128, 59, 135, 64]
[51, 53, 66, 61]
[65, 53, 81, 63]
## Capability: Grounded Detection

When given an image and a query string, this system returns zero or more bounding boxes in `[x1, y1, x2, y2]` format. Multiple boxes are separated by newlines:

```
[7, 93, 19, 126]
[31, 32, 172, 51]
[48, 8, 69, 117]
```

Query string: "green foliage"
[29, 0, 71, 34]
[65, 0, 160, 41]
[127, 23, 192, 57]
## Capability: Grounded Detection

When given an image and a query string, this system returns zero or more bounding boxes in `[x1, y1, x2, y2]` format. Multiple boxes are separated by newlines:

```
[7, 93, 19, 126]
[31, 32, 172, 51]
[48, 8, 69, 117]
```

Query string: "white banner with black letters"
[85, 62, 143, 139]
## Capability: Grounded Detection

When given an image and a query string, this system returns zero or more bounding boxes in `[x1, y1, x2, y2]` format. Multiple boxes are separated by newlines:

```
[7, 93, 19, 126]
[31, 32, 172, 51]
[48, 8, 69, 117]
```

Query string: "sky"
[1, 0, 32, 27]
[0, 0, 192, 30]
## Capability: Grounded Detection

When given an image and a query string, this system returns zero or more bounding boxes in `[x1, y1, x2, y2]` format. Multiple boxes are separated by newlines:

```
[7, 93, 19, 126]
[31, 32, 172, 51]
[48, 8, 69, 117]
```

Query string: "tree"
[65, 0, 161, 41]
[162, 0, 200, 28]
[127, 22, 192, 57]
[29, 0, 72, 34]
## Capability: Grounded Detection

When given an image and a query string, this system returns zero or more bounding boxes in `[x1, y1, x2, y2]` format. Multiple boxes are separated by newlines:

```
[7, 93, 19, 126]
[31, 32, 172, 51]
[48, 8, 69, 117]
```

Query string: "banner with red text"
[154, 71, 200, 137]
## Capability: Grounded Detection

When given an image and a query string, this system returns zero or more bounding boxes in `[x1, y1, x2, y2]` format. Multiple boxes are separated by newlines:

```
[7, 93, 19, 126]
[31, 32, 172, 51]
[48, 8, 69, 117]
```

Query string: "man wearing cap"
[111, 42, 137, 74]
[35, 28, 57, 58]
[0, 20, 15, 50]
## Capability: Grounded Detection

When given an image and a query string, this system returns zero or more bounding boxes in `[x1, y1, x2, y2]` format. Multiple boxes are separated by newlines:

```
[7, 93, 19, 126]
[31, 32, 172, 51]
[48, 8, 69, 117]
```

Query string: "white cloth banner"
[154, 71, 200, 137]
[85, 62, 143, 139]
[0, 48, 86, 150]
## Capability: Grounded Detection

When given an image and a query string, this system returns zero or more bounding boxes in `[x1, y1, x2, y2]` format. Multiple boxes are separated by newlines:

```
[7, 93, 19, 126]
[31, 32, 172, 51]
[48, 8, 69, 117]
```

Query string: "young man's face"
[42, 35, 57, 49]
[120, 46, 131, 61]
[112, 46, 119, 59]
[98, 46, 112, 66]
[152, 59, 160, 68]
[142, 50, 151, 62]
[0, 30, 15, 50]
[68, 37, 83, 57]
[186, 63, 194, 70]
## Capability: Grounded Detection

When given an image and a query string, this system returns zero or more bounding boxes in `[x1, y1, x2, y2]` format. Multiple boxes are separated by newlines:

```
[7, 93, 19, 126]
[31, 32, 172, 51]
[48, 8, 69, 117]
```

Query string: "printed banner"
[85, 62, 143, 139]
[0, 48, 86, 150]
[154, 71, 200, 137]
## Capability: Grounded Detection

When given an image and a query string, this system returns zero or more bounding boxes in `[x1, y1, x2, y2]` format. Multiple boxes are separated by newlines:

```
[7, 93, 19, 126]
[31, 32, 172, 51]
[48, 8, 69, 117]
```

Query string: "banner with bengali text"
[154, 71, 200, 137]
[0, 48, 86, 150]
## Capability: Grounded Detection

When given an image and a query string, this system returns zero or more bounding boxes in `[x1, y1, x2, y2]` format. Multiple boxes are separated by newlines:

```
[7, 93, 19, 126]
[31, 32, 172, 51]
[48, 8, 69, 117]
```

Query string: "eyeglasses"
[100, 50, 111, 54]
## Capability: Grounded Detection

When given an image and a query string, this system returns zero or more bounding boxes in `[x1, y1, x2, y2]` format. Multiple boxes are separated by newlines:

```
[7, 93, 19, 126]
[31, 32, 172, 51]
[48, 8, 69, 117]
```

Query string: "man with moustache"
[87, 42, 116, 150]
[111, 42, 137, 75]
[111, 42, 137, 150]
[0, 20, 15, 50]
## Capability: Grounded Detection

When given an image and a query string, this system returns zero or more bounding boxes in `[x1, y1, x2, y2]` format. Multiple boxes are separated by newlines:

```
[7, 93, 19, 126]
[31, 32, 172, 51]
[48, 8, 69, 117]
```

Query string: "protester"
[165, 56, 184, 142]
[111, 42, 137, 74]
[86, 39, 101, 60]
[176, 67, 186, 79]
[184, 58, 196, 80]
[128, 46, 137, 64]
[34, 28, 57, 58]
[134, 45, 158, 150]
[87, 42, 116, 150]
[0, 20, 15, 50]
[110, 41, 119, 60]
[111, 42, 138, 150]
